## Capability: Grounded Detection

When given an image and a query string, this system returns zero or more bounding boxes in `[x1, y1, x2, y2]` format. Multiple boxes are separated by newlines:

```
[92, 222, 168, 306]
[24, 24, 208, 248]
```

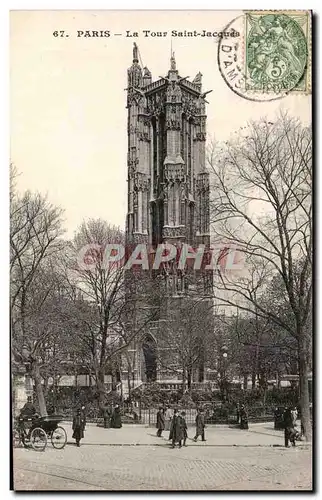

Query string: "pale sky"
[10, 10, 311, 238]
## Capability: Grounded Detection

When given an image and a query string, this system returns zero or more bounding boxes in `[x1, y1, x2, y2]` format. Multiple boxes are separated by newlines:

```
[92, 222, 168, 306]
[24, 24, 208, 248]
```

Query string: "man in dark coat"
[240, 405, 249, 430]
[283, 406, 296, 447]
[170, 409, 184, 448]
[111, 404, 122, 429]
[194, 408, 206, 442]
[274, 407, 284, 429]
[72, 408, 85, 447]
[180, 411, 188, 447]
[156, 407, 165, 437]
[20, 396, 36, 417]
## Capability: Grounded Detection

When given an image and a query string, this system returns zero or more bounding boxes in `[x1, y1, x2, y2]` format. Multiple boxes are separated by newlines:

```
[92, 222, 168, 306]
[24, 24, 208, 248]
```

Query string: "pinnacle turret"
[127, 42, 142, 88]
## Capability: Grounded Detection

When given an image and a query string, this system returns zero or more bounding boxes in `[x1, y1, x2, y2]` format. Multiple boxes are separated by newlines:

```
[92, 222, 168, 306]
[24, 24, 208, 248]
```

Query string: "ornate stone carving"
[196, 173, 209, 192]
[164, 165, 186, 183]
[166, 119, 181, 130]
[147, 91, 166, 115]
[128, 124, 140, 134]
[195, 132, 206, 141]
[134, 172, 150, 191]
[166, 82, 182, 103]
[138, 131, 150, 142]
[162, 225, 186, 239]
[181, 93, 198, 115]
[132, 233, 149, 244]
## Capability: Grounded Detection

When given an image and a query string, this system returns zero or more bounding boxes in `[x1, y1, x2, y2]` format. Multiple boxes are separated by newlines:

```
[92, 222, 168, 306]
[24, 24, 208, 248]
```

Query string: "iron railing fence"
[36, 400, 301, 426]
[135, 405, 278, 426]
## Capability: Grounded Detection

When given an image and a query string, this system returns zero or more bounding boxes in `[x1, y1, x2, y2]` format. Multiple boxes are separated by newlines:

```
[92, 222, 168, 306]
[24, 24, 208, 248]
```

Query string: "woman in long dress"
[111, 404, 122, 429]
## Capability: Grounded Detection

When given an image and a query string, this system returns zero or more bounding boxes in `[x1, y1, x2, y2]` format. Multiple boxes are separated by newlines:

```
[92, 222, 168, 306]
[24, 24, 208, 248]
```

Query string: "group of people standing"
[72, 403, 123, 446]
[156, 407, 207, 448]
[102, 404, 123, 429]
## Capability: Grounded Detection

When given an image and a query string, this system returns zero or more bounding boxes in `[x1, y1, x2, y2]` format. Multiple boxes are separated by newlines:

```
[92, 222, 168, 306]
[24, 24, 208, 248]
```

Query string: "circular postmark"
[218, 13, 308, 102]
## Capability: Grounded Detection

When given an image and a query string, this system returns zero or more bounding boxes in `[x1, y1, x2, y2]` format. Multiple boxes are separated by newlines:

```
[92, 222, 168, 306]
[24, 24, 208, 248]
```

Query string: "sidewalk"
[14, 421, 312, 491]
[63, 421, 310, 448]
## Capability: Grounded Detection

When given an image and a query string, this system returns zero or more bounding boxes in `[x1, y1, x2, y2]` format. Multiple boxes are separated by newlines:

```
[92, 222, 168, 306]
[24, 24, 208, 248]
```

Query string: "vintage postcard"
[10, 10, 313, 491]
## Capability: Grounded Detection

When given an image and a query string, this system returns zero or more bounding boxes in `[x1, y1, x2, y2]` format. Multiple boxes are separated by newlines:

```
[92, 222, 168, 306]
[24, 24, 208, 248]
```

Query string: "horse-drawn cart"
[13, 414, 67, 451]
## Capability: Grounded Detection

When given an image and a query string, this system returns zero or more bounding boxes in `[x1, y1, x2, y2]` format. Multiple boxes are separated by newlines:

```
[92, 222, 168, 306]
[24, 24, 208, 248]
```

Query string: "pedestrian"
[291, 405, 298, 426]
[111, 404, 122, 429]
[236, 402, 240, 424]
[274, 407, 282, 429]
[283, 406, 296, 447]
[102, 404, 111, 428]
[193, 408, 206, 442]
[72, 408, 85, 447]
[156, 407, 165, 437]
[240, 405, 249, 430]
[170, 409, 184, 448]
[81, 405, 86, 430]
[20, 396, 37, 417]
[180, 411, 188, 447]
[164, 406, 172, 433]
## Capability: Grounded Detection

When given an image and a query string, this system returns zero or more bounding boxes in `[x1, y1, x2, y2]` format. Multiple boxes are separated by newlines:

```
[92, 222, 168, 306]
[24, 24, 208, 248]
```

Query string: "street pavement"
[13, 422, 312, 491]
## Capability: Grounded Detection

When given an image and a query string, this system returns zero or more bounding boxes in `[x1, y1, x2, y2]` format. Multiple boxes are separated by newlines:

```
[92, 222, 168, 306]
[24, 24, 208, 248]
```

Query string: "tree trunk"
[31, 362, 47, 417]
[182, 367, 186, 393]
[187, 369, 192, 392]
[298, 337, 312, 441]
[111, 370, 117, 391]
[97, 370, 106, 410]
[243, 374, 248, 391]
[127, 371, 132, 402]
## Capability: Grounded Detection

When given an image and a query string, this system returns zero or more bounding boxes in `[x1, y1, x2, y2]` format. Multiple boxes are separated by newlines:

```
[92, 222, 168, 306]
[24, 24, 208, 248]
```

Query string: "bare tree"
[208, 112, 312, 439]
[10, 173, 65, 415]
[158, 296, 214, 393]
[61, 219, 160, 408]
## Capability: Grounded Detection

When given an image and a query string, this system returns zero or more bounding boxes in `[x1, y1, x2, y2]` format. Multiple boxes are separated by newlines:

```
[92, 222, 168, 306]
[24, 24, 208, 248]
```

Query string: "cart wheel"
[30, 427, 47, 451]
[51, 426, 67, 449]
[13, 429, 21, 448]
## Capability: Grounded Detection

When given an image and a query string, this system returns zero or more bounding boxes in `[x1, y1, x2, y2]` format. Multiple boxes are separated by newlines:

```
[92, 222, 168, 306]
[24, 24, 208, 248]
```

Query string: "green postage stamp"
[245, 11, 311, 94]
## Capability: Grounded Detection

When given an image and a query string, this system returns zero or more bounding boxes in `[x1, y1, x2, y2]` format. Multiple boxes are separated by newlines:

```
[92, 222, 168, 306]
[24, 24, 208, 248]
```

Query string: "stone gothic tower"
[124, 44, 213, 391]
[126, 43, 210, 249]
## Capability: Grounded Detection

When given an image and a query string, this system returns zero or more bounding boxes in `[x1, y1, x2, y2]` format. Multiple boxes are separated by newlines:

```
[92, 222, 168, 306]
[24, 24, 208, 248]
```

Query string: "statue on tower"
[170, 51, 176, 71]
[193, 72, 202, 85]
